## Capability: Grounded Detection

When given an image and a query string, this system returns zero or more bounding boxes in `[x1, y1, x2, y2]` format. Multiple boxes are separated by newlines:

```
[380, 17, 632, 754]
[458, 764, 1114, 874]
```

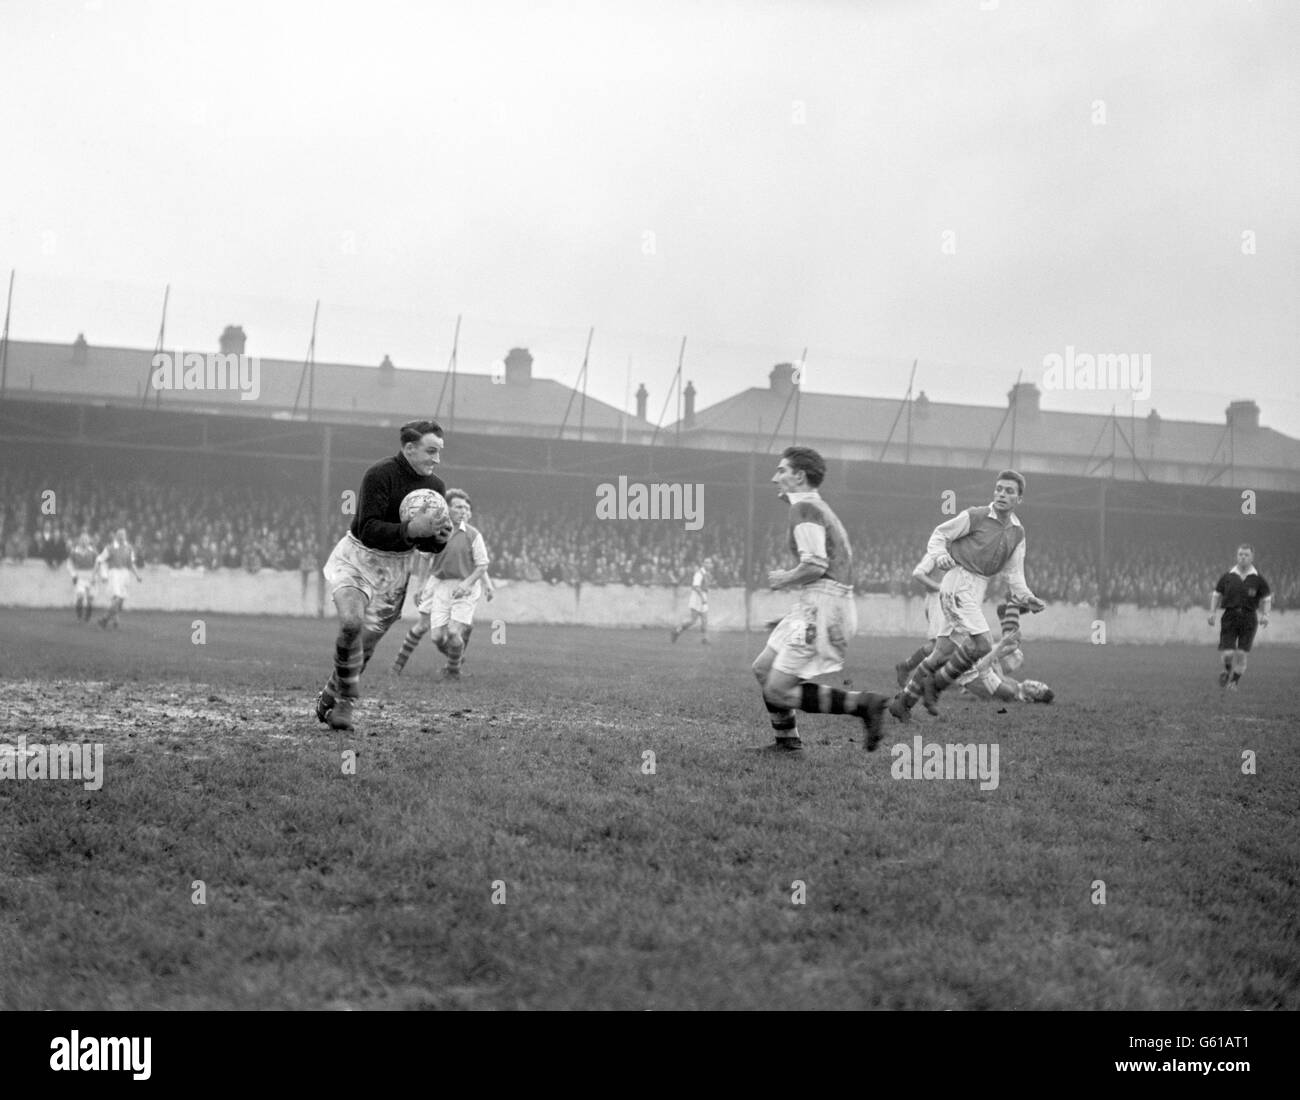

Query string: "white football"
[399, 488, 449, 525]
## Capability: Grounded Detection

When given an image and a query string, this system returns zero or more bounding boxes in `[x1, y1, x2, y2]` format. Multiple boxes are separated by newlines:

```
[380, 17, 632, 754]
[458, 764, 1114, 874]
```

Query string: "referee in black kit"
[315, 420, 454, 733]
[1208, 543, 1272, 692]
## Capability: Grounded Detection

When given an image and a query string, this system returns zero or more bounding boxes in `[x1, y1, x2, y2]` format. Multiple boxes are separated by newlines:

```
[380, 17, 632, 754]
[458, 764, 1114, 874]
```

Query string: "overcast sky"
[2, 0, 1297, 435]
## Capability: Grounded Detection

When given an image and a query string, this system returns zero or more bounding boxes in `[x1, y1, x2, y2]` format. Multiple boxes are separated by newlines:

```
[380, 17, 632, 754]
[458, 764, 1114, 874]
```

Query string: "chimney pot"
[1225, 400, 1260, 431]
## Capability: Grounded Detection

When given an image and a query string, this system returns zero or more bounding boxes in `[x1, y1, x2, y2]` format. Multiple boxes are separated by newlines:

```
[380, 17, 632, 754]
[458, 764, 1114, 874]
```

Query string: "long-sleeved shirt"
[927, 504, 1033, 601]
[785, 490, 853, 587]
[350, 453, 449, 554]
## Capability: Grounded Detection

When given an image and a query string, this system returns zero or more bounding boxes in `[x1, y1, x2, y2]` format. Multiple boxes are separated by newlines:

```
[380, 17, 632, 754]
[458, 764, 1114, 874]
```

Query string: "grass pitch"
[1, 609, 1296, 1010]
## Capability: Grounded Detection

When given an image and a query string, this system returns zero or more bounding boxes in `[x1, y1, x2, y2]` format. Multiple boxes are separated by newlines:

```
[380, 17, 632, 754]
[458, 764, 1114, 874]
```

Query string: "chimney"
[1146, 408, 1161, 435]
[769, 362, 795, 399]
[504, 347, 533, 386]
[72, 333, 88, 365]
[635, 383, 648, 421]
[219, 325, 247, 355]
[378, 354, 395, 386]
[913, 390, 930, 419]
[683, 380, 696, 426]
[1008, 381, 1040, 415]
[1225, 400, 1260, 431]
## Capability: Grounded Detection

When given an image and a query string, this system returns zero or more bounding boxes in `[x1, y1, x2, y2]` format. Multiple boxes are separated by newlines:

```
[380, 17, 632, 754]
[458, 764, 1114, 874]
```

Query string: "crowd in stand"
[2, 469, 1295, 609]
[0, 471, 339, 580]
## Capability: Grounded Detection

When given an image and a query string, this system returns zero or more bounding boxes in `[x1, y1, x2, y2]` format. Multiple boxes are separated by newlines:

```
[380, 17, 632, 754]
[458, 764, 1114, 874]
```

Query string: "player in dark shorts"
[315, 420, 454, 733]
[1208, 543, 1272, 692]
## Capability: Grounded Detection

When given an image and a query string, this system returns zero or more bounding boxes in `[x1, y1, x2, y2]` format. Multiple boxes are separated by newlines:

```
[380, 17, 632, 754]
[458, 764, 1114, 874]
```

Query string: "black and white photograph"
[0, 0, 1295, 1062]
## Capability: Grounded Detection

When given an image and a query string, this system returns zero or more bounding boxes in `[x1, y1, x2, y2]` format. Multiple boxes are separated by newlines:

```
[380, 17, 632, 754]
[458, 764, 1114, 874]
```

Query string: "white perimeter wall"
[1, 560, 1295, 646]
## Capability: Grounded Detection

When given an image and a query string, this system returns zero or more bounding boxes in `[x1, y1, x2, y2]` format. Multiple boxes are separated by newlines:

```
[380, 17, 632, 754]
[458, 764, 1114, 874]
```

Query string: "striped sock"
[764, 698, 798, 735]
[998, 603, 1022, 636]
[358, 627, 386, 673]
[334, 633, 364, 699]
[933, 643, 979, 691]
[904, 644, 932, 672]
[797, 682, 863, 715]
[392, 628, 424, 671]
[902, 648, 947, 704]
[445, 632, 465, 672]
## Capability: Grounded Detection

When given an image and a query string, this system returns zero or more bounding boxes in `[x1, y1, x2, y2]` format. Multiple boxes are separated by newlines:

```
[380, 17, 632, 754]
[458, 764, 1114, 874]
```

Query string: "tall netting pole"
[1096, 480, 1107, 614]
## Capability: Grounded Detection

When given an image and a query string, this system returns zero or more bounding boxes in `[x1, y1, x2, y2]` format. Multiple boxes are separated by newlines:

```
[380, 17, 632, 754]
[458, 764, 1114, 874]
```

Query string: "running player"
[95, 529, 143, 630]
[890, 471, 1045, 722]
[1209, 543, 1271, 692]
[315, 420, 453, 733]
[68, 531, 99, 623]
[391, 488, 489, 679]
[456, 495, 493, 667]
[893, 549, 949, 711]
[670, 557, 712, 644]
[751, 446, 889, 752]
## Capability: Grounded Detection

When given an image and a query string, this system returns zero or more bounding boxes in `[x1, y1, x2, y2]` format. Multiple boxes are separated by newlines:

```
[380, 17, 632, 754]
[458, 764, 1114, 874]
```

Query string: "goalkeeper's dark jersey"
[350, 453, 448, 554]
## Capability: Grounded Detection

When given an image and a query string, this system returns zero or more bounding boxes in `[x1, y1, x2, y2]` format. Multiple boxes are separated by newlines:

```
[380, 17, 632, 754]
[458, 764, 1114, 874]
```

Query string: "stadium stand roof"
[669, 367, 1300, 491]
[4, 337, 1297, 491]
[0, 338, 657, 445]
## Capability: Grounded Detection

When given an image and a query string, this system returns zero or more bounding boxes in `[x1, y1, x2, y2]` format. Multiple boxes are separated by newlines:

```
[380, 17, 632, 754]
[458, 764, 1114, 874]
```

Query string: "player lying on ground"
[954, 623, 1054, 704]
[1208, 543, 1271, 693]
[890, 470, 1044, 722]
[391, 488, 490, 679]
[95, 528, 143, 630]
[670, 557, 712, 645]
[68, 531, 99, 623]
[751, 446, 889, 752]
[315, 420, 453, 733]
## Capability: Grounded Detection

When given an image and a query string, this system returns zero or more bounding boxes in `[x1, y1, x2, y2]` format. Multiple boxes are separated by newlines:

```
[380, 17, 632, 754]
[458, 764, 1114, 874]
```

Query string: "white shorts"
[323, 532, 413, 633]
[766, 580, 857, 678]
[417, 576, 481, 627]
[938, 567, 991, 638]
[688, 592, 708, 614]
[923, 591, 945, 639]
[70, 570, 95, 596]
[106, 567, 131, 601]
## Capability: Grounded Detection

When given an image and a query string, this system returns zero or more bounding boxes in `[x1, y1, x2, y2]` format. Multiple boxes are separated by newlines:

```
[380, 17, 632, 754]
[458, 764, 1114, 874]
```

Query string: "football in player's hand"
[401, 489, 449, 538]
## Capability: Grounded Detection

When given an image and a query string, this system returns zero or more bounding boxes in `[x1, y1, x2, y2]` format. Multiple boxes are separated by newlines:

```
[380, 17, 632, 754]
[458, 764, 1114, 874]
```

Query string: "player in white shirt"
[893, 550, 949, 712]
[955, 603, 1054, 704]
[670, 557, 713, 645]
